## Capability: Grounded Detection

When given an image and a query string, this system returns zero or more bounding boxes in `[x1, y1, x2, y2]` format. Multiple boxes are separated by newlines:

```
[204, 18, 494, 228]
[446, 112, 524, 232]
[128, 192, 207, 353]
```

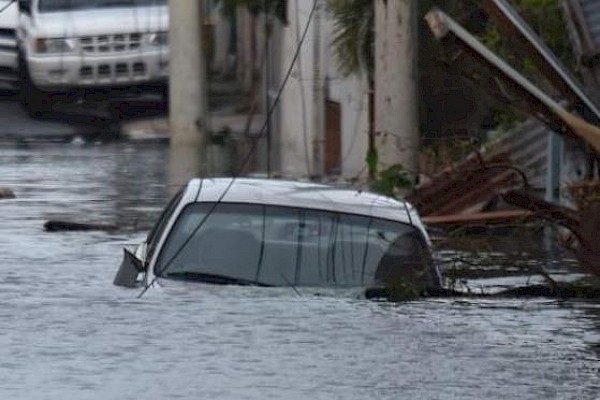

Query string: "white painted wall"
[277, 0, 369, 180]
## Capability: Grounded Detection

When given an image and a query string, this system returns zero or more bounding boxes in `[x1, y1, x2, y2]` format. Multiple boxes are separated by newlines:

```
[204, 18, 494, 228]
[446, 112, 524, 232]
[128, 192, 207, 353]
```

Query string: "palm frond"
[327, 0, 374, 77]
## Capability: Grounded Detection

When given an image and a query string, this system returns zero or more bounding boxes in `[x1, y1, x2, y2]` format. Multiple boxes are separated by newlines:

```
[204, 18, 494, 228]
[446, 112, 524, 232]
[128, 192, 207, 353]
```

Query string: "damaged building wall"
[277, 1, 369, 180]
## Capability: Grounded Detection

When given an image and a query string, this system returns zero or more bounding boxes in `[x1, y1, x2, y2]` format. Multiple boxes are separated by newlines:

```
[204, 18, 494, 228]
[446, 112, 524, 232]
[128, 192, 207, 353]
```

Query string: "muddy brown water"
[0, 142, 599, 399]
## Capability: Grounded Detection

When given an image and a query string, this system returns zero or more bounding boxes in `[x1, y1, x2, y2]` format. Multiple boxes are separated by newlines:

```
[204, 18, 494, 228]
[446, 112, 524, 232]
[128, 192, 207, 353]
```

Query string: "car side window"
[145, 188, 184, 263]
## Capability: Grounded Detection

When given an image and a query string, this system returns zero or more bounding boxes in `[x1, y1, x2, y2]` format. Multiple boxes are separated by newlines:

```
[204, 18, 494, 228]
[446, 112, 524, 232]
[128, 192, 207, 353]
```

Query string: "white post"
[169, 0, 208, 148]
[312, 0, 325, 178]
[374, 0, 419, 179]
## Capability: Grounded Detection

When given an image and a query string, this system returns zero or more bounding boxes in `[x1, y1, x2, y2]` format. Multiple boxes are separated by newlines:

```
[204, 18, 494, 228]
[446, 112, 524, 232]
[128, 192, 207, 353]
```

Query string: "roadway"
[0, 91, 104, 142]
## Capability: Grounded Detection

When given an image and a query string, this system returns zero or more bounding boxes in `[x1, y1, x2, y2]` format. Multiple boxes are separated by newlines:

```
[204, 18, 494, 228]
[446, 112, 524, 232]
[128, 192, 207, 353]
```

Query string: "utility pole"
[168, 0, 208, 188]
[312, 0, 325, 178]
[374, 0, 419, 180]
[169, 0, 208, 148]
[264, 0, 273, 177]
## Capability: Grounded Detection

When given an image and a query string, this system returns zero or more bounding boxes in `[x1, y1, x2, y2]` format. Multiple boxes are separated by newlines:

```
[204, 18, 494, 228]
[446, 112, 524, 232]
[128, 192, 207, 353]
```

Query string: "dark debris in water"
[0, 187, 15, 199]
[365, 284, 600, 301]
[44, 220, 118, 232]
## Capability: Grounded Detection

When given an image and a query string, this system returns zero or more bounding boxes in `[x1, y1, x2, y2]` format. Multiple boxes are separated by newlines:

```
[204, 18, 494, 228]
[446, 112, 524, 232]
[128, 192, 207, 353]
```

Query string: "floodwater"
[1, 142, 600, 400]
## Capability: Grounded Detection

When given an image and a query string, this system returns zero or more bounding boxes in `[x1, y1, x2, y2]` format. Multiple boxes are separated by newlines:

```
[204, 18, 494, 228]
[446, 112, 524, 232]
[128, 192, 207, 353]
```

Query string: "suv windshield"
[154, 203, 438, 289]
[39, 0, 166, 12]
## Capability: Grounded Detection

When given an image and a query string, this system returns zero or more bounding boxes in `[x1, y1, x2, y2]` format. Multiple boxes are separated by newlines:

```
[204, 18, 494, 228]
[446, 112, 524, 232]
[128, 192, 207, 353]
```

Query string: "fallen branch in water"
[366, 283, 600, 301]
[503, 189, 600, 277]
[0, 187, 15, 199]
[44, 220, 118, 232]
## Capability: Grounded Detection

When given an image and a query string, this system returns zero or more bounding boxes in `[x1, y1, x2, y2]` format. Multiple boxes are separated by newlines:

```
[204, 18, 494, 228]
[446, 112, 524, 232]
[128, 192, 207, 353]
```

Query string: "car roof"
[183, 178, 422, 227]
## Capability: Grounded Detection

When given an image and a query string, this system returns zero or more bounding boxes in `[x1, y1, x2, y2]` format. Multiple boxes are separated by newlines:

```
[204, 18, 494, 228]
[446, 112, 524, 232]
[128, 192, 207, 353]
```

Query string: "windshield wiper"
[164, 271, 271, 287]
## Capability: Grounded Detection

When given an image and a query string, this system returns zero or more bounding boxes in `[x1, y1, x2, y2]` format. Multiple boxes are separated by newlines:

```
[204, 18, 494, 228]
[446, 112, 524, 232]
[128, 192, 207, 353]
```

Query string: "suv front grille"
[0, 28, 15, 40]
[79, 62, 148, 80]
[79, 33, 143, 54]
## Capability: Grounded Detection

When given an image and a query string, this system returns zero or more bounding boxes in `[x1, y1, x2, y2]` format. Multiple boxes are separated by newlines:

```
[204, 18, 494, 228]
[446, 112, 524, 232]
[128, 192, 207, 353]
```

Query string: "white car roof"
[182, 178, 426, 231]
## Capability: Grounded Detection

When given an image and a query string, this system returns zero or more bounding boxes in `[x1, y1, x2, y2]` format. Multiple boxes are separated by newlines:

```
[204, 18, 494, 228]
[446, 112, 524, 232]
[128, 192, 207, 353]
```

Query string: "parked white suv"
[17, 0, 169, 116]
[0, 0, 18, 91]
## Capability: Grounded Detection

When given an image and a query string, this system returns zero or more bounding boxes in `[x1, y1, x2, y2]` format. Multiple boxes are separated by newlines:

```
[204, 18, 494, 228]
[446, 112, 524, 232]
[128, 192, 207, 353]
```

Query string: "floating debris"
[44, 220, 118, 232]
[0, 188, 15, 199]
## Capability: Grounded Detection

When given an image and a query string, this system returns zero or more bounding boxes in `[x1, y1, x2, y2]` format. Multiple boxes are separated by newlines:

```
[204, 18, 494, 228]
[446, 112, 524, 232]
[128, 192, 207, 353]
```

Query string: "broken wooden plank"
[502, 190, 579, 230]
[422, 210, 534, 226]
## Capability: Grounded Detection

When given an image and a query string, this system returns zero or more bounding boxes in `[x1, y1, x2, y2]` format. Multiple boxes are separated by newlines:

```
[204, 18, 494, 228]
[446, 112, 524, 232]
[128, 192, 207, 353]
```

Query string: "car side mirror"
[113, 248, 145, 288]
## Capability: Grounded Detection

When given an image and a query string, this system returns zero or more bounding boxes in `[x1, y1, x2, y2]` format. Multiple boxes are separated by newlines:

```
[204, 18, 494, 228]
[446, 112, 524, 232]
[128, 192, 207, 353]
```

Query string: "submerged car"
[114, 178, 441, 293]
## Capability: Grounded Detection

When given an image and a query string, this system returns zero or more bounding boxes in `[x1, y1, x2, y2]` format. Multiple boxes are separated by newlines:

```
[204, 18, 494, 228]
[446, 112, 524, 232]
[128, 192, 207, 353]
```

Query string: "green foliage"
[480, 0, 574, 132]
[513, 0, 572, 65]
[327, 0, 374, 78]
[365, 144, 378, 180]
[370, 164, 413, 198]
[481, 0, 574, 70]
[492, 108, 525, 132]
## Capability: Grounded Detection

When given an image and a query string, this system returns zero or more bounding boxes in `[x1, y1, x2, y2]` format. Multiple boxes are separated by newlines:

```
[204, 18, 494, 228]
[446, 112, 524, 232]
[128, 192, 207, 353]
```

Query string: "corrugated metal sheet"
[407, 119, 550, 217]
[407, 152, 523, 216]
[488, 119, 550, 189]
[580, 0, 600, 48]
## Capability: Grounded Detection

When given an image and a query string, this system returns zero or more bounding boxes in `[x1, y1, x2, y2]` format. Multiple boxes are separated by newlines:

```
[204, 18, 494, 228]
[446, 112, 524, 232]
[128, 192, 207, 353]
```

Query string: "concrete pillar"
[169, 0, 208, 148]
[374, 0, 419, 179]
[311, 0, 325, 178]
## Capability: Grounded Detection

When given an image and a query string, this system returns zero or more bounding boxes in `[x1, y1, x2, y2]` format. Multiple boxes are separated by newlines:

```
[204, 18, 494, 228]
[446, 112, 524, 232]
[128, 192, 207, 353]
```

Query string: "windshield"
[154, 203, 438, 289]
[38, 0, 166, 12]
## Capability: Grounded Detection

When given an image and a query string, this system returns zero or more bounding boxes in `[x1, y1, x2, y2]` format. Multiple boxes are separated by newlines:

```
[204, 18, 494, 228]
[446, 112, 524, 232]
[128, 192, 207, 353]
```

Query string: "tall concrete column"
[169, 0, 208, 148]
[312, 0, 325, 178]
[374, 0, 419, 179]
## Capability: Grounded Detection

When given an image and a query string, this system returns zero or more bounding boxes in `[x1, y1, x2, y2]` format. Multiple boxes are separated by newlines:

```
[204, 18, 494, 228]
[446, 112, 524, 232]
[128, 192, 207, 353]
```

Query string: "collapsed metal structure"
[424, 7, 600, 152]
[413, 1, 600, 218]
[411, 1, 600, 271]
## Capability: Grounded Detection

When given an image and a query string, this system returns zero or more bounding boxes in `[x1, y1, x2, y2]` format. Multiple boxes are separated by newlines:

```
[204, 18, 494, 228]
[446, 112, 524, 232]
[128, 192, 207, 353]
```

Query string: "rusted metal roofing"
[407, 119, 549, 217]
[406, 152, 523, 216]
[489, 119, 550, 190]
[422, 210, 534, 227]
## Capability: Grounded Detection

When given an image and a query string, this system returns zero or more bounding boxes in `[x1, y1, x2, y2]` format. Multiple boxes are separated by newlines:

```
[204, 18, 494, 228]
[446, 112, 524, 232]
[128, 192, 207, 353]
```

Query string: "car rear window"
[154, 202, 437, 288]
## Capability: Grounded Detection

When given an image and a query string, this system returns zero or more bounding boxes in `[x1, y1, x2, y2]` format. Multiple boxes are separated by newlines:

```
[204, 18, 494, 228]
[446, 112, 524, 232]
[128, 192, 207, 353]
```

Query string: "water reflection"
[168, 143, 203, 196]
[0, 143, 599, 399]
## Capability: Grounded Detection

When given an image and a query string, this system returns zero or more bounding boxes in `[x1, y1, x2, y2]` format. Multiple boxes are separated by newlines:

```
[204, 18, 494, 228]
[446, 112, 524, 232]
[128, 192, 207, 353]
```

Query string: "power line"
[137, 0, 319, 298]
[0, 0, 15, 15]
